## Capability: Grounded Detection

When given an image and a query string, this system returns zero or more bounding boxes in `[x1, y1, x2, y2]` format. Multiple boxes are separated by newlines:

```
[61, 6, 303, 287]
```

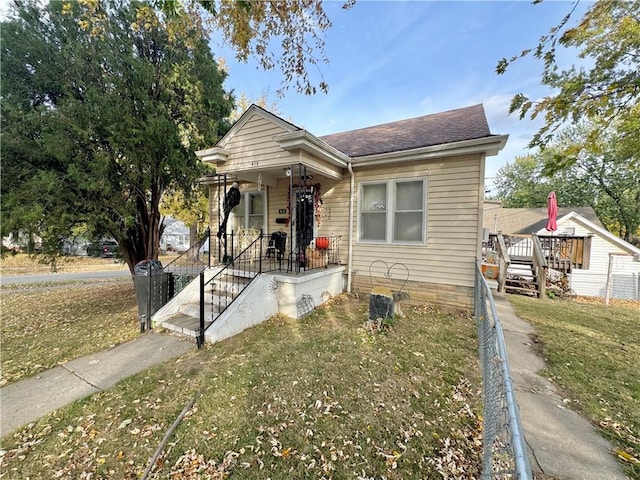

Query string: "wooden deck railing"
[531, 234, 548, 298]
[495, 233, 511, 293]
[537, 235, 591, 271]
[489, 233, 591, 274]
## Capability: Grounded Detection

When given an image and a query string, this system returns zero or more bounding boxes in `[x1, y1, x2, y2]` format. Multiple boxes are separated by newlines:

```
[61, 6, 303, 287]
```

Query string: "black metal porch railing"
[213, 232, 341, 274]
[198, 233, 263, 348]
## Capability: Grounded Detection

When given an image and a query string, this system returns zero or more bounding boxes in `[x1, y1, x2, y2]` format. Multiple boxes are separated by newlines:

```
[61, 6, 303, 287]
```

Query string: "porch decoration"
[297, 294, 315, 317]
[217, 182, 241, 239]
[315, 237, 330, 250]
[313, 183, 324, 226]
[367, 260, 410, 321]
[286, 182, 325, 226]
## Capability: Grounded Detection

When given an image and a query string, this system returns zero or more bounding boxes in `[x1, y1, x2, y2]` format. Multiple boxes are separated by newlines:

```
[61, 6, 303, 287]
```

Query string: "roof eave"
[195, 147, 230, 164]
[273, 130, 350, 167]
[562, 212, 640, 255]
[351, 134, 509, 166]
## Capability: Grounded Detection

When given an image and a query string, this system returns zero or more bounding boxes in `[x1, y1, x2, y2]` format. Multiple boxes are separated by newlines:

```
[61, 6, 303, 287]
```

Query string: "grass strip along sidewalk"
[1, 291, 484, 479]
[509, 295, 640, 479]
[3, 260, 637, 478]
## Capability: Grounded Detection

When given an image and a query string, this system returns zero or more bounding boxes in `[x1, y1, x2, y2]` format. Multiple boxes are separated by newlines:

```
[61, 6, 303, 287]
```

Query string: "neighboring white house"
[483, 203, 640, 301]
[544, 212, 640, 300]
[161, 217, 190, 253]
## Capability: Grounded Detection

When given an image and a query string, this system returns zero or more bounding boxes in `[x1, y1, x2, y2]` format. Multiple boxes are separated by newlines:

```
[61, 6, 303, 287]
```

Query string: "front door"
[295, 188, 314, 253]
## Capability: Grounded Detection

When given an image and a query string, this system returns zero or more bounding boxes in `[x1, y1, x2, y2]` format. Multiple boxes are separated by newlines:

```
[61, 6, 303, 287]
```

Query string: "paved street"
[0, 269, 131, 286]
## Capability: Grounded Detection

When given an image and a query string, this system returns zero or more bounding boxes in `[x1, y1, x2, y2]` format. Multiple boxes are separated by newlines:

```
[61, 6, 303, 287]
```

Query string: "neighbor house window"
[359, 178, 426, 244]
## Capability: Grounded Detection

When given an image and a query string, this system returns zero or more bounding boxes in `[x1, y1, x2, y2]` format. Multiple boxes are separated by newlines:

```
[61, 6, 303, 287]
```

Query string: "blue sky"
[210, 0, 589, 193]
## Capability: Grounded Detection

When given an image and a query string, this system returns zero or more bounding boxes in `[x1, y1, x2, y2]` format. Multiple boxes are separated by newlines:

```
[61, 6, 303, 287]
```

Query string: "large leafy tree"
[1, 0, 234, 271]
[494, 126, 640, 243]
[498, 0, 640, 173]
[98, 0, 355, 97]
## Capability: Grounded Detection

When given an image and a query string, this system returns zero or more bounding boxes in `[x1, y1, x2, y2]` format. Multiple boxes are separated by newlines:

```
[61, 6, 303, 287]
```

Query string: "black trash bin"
[133, 260, 174, 332]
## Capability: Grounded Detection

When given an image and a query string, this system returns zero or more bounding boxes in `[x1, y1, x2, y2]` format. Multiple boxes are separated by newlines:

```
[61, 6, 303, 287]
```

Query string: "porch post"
[288, 163, 293, 272]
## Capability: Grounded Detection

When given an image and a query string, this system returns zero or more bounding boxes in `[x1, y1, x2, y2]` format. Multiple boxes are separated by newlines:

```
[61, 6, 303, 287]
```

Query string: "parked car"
[87, 239, 119, 258]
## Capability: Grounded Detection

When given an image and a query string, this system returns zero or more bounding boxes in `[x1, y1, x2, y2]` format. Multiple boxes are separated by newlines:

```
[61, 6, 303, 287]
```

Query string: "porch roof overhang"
[349, 134, 509, 167]
[195, 146, 230, 164]
[273, 130, 351, 168]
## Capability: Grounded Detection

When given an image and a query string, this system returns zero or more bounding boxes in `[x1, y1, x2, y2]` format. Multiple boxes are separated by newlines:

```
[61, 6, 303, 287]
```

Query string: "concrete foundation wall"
[352, 275, 473, 311]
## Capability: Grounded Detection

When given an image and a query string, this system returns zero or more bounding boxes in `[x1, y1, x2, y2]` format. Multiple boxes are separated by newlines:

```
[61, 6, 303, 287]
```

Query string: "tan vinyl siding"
[204, 109, 490, 310]
[352, 155, 482, 301]
[217, 114, 298, 172]
[264, 175, 350, 265]
[267, 180, 290, 235]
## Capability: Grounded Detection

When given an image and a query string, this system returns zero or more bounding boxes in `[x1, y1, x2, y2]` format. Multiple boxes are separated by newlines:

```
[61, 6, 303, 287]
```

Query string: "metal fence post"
[146, 263, 152, 331]
[197, 271, 205, 348]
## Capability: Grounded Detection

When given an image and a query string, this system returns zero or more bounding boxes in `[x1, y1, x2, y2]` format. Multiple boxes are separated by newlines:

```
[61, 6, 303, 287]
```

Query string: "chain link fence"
[474, 261, 532, 480]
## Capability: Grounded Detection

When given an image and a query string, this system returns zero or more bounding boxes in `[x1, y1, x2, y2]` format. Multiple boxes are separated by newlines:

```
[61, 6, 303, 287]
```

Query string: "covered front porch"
[197, 153, 349, 276]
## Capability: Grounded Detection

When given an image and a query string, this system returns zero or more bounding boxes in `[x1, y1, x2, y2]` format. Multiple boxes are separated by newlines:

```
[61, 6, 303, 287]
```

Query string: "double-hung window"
[231, 191, 265, 232]
[359, 178, 426, 244]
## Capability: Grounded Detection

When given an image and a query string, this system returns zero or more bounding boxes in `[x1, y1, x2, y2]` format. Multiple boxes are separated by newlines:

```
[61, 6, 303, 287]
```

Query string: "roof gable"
[162, 217, 189, 235]
[319, 104, 493, 157]
[560, 212, 640, 256]
[218, 104, 300, 149]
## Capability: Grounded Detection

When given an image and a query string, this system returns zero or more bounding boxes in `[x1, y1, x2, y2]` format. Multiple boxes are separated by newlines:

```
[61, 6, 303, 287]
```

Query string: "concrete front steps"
[152, 265, 345, 345]
[156, 269, 252, 337]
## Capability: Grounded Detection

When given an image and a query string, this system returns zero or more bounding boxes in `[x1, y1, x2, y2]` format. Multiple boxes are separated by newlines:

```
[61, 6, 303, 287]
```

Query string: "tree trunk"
[118, 192, 165, 274]
[187, 222, 199, 262]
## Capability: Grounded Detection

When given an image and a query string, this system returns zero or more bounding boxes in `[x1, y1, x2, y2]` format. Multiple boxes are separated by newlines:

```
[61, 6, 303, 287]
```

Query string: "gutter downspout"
[347, 161, 355, 293]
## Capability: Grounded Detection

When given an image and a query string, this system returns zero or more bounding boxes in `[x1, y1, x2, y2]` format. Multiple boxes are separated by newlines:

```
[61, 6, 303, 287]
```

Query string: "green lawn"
[3, 268, 636, 478]
[0, 293, 484, 479]
[508, 295, 640, 478]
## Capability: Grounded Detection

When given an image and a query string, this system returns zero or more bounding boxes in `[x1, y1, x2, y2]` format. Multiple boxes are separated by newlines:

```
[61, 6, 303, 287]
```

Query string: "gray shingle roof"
[483, 203, 604, 234]
[319, 104, 493, 157]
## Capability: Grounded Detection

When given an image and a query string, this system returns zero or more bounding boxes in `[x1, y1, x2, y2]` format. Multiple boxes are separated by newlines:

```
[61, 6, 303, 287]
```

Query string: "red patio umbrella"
[546, 191, 558, 232]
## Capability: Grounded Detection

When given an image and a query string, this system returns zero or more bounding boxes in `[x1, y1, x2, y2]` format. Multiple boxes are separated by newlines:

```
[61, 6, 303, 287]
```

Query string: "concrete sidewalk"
[493, 291, 626, 480]
[0, 332, 193, 437]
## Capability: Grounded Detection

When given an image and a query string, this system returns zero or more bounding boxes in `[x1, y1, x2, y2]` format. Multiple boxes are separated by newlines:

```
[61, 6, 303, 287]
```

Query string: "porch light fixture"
[284, 168, 292, 176]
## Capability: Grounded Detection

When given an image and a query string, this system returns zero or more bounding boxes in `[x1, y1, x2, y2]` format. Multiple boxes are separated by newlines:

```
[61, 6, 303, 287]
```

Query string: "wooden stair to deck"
[505, 258, 542, 297]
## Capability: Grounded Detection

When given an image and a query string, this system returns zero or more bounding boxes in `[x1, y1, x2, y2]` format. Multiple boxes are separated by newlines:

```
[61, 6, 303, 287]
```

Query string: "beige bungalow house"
[195, 104, 507, 311]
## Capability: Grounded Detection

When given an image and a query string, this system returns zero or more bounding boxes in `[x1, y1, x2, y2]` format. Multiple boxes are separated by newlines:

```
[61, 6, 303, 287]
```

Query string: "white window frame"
[358, 177, 427, 245]
[230, 190, 267, 232]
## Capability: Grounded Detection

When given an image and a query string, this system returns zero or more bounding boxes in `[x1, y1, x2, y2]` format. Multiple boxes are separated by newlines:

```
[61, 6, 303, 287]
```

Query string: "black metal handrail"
[214, 232, 341, 273]
[197, 232, 263, 348]
[162, 228, 211, 295]
[196, 233, 342, 347]
[287, 235, 341, 274]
